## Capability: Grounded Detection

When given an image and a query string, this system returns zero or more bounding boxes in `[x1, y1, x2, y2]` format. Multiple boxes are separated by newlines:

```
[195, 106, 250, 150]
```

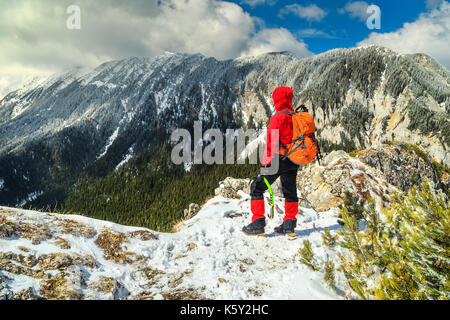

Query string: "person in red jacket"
[242, 86, 300, 236]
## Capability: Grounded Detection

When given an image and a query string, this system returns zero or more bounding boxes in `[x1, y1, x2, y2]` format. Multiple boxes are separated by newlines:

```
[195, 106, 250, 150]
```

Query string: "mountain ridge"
[0, 45, 448, 208]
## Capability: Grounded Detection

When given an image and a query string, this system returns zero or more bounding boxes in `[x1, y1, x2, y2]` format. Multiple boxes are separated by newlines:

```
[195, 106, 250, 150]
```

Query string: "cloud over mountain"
[358, 1, 450, 69]
[0, 0, 311, 97]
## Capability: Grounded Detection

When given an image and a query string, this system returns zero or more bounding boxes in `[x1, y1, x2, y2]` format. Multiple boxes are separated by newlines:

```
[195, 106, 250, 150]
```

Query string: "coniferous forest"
[29, 142, 260, 232]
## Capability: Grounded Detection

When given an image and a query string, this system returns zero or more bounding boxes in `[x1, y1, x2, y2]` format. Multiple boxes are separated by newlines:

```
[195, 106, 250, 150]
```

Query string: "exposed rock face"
[183, 203, 200, 220]
[13, 287, 40, 300]
[214, 177, 250, 199]
[296, 151, 401, 212]
[355, 143, 446, 192]
[0, 277, 13, 300]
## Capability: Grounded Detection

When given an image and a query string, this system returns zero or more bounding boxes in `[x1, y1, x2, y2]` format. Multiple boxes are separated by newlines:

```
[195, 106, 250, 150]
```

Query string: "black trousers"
[250, 158, 300, 203]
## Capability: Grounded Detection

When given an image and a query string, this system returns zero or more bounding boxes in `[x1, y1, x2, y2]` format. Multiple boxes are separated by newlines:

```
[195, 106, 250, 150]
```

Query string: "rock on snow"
[0, 192, 347, 300]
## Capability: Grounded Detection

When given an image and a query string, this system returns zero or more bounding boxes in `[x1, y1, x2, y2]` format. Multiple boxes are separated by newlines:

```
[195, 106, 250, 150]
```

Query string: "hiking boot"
[274, 219, 297, 234]
[242, 218, 266, 236]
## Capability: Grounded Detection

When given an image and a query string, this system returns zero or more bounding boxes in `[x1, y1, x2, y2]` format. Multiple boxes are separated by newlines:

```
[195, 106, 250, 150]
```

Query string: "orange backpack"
[279, 111, 320, 165]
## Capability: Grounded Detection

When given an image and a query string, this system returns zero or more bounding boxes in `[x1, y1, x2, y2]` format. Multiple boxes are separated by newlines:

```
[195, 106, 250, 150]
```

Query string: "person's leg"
[243, 172, 280, 235]
[249, 174, 278, 222]
[274, 161, 299, 234]
[280, 172, 299, 221]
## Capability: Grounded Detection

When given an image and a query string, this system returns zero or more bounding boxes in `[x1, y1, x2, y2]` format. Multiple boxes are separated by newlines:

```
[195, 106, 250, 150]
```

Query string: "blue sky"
[234, 0, 439, 54]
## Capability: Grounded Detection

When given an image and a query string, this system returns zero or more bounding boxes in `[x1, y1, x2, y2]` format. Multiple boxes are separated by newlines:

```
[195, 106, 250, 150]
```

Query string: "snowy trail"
[0, 191, 344, 300]
[167, 192, 341, 299]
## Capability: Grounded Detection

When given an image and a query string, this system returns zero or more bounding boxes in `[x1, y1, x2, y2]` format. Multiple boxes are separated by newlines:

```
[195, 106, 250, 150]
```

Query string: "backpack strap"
[275, 110, 295, 154]
[276, 110, 295, 116]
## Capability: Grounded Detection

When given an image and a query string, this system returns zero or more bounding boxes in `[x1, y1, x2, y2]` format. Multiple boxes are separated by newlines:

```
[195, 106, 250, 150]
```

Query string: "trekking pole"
[263, 177, 275, 219]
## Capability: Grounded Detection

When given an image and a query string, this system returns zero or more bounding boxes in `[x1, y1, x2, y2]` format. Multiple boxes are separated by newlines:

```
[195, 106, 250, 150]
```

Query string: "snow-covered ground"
[0, 191, 348, 300]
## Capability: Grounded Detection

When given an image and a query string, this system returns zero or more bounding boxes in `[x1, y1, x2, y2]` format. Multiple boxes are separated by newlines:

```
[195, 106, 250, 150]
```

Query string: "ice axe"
[263, 177, 274, 219]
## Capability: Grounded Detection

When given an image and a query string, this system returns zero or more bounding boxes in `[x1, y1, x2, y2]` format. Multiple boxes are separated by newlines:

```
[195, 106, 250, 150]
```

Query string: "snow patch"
[115, 147, 134, 170]
[184, 162, 193, 172]
[97, 127, 120, 159]
[18, 191, 43, 207]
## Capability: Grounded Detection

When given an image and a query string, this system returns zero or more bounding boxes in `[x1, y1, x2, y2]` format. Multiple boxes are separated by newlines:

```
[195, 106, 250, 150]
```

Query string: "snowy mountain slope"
[0, 46, 448, 208]
[0, 192, 349, 300]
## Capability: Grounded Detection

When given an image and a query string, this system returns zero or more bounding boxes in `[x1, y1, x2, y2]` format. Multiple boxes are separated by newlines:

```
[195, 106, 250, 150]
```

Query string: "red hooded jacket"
[261, 87, 294, 167]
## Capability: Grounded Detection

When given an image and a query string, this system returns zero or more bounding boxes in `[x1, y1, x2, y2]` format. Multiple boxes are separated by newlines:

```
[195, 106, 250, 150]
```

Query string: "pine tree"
[335, 180, 449, 300]
[298, 240, 320, 271]
[322, 228, 337, 247]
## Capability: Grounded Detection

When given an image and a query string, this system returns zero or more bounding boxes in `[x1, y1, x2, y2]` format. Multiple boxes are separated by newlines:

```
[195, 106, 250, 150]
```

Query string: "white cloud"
[297, 28, 335, 39]
[240, 28, 313, 58]
[427, 0, 444, 9]
[358, 1, 450, 69]
[338, 1, 370, 21]
[278, 4, 328, 22]
[240, 0, 277, 8]
[0, 0, 313, 97]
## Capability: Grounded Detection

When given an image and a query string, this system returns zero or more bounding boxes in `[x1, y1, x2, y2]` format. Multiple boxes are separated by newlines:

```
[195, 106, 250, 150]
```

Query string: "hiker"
[242, 86, 319, 237]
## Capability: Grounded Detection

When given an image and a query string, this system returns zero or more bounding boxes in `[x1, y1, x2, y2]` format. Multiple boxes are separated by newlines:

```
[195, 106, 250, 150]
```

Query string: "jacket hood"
[272, 87, 294, 112]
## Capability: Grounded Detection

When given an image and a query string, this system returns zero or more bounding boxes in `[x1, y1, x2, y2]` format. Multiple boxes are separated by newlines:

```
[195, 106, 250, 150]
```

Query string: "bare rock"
[128, 230, 158, 241]
[297, 151, 400, 212]
[323, 150, 350, 166]
[13, 287, 40, 300]
[95, 228, 135, 264]
[183, 203, 200, 220]
[87, 276, 123, 300]
[39, 267, 84, 300]
[355, 143, 446, 193]
[39, 253, 73, 271]
[0, 277, 13, 300]
[214, 177, 250, 199]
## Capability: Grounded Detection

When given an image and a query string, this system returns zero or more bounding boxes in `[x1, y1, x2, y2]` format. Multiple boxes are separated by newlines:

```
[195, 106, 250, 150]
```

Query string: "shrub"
[336, 180, 449, 300]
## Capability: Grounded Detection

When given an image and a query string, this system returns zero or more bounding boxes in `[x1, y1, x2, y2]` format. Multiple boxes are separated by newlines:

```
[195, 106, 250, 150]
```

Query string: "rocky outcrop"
[183, 203, 200, 220]
[0, 277, 13, 300]
[214, 177, 250, 199]
[296, 151, 401, 212]
[13, 287, 40, 300]
[354, 142, 447, 192]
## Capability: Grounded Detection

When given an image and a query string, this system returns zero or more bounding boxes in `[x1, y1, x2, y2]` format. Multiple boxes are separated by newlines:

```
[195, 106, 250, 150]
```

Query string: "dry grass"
[38, 253, 74, 271]
[0, 259, 49, 279]
[58, 218, 97, 238]
[95, 228, 135, 264]
[0, 214, 52, 244]
[73, 253, 97, 268]
[140, 267, 166, 283]
[162, 288, 208, 300]
[128, 230, 158, 241]
[54, 237, 71, 249]
[39, 272, 83, 300]
[17, 246, 30, 253]
[88, 276, 122, 296]
[229, 212, 246, 218]
[0, 215, 21, 238]
[172, 220, 187, 233]
[126, 291, 155, 300]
